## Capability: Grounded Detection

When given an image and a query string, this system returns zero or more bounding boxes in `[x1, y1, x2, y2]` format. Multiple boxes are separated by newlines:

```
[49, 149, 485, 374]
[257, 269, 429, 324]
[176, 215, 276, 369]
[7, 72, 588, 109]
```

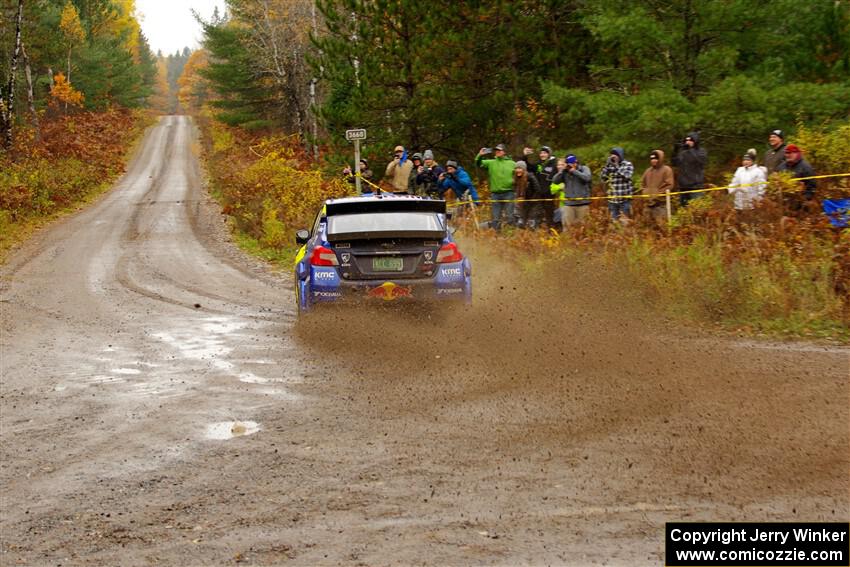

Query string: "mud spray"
[295, 241, 849, 504]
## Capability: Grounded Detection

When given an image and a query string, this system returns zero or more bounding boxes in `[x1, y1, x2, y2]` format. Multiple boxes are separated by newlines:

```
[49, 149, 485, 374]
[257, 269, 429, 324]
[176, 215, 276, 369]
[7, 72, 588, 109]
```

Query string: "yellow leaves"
[107, 0, 142, 61]
[50, 73, 84, 108]
[178, 50, 211, 112]
[148, 59, 171, 112]
[59, 2, 85, 46]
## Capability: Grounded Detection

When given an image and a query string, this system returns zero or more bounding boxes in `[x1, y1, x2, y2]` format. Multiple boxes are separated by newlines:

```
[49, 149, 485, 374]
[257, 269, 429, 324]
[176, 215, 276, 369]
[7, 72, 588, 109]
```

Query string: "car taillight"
[436, 242, 463, 263]
[310, 245, 339, 266]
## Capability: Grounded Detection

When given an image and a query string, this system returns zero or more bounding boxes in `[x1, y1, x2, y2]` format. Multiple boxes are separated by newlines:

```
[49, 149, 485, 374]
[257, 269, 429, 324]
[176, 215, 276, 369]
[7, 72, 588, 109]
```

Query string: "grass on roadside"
[231, 230, 297, 270]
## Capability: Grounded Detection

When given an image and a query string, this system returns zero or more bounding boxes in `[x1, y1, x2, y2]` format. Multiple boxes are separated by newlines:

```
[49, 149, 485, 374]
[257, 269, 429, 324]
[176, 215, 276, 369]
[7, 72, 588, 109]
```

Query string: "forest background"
[2, 0, 849, 339]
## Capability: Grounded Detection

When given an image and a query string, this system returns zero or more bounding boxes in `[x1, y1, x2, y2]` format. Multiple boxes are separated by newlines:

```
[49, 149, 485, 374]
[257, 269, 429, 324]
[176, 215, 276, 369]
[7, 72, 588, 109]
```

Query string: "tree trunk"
[309, 0, 319, 160]
[21, 42, 40, 143]
[2, 0, 24, 150]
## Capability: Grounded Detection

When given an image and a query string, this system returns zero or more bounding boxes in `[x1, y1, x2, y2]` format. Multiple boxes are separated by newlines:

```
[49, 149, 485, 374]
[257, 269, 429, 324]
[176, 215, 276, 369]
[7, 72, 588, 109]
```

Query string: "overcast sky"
[136, 0, 226, 56]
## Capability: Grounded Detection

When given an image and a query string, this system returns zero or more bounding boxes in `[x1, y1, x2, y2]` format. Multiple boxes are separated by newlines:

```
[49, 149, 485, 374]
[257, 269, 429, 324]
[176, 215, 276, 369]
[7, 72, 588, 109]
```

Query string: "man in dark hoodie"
[416, 149, 445, 197]
[672, 132, 707, 206]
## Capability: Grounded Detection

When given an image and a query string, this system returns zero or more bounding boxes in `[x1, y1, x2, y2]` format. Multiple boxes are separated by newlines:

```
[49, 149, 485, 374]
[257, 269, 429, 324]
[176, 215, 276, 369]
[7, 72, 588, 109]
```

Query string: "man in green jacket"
[476, 144, 516, 230]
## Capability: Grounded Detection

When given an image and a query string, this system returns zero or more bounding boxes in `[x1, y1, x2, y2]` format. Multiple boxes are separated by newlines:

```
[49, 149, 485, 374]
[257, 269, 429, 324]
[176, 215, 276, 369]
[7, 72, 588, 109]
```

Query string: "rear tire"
[294, 276, 305, 317]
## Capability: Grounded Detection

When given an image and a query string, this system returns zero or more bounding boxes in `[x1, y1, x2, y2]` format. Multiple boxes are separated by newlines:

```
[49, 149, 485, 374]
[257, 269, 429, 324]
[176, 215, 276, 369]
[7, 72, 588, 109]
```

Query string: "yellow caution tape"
[340, 171, 850, 205]
[352, 171, 384, 192]
[471, 172, 850, 205]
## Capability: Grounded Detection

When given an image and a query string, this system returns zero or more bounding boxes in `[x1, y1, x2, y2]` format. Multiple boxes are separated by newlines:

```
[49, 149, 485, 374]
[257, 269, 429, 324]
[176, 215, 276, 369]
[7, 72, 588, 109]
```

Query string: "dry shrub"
[0, 108, 146, 224]
[459, 181, 849, 340]
[794, 120, 850, 176]
[200, 112, 354, 247]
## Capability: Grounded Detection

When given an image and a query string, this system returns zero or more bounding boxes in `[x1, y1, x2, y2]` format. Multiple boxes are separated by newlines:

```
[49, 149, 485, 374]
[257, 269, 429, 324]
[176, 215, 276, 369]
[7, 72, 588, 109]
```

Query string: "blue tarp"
[823, 199, 850, 228]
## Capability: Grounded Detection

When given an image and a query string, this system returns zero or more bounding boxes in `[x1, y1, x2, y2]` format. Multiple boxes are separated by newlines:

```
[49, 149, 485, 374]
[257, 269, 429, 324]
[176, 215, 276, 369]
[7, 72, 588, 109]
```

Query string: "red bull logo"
[367, 281, 413, 301]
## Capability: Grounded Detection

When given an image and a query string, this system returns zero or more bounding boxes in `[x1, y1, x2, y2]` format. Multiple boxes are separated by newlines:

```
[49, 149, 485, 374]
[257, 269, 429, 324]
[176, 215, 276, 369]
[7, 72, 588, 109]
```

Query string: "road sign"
[345, 129, 367, 193]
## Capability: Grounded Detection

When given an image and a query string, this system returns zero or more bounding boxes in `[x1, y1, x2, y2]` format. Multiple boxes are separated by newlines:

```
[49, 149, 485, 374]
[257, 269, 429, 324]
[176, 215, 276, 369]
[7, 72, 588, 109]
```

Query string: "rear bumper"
[301, 261, 471, 309]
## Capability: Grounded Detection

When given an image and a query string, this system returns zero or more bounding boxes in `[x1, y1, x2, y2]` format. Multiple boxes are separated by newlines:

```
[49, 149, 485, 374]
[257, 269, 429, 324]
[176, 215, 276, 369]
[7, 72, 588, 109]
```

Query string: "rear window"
[326, 212, 446, 241]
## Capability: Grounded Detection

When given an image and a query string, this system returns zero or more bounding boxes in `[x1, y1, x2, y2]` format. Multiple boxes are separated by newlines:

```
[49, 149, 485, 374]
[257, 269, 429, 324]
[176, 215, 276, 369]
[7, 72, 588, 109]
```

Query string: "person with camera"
[551, 153, 592, 230]
[438, 160, 479, 203]
[415, 149, 445, 198]
[343, 158, 374, 193]
[600, 147, 635, 222]
[639, 150, 674, 227]
[385, 145, 414, 193]
[672, 132, 707, 206]
[513, 161, 542, 228]
[407, 152, 424, 194]
[523, 145, 559, 228]
[475, 144, 516, 231]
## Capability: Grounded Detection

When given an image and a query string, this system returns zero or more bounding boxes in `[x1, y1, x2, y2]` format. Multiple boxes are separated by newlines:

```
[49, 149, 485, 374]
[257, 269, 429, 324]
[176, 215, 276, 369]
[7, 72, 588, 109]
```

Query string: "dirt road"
[1, 116, 848, 566]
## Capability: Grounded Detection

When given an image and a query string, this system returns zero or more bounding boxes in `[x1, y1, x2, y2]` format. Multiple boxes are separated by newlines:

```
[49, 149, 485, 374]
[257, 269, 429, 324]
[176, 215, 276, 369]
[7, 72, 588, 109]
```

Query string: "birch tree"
[0, 0, 23, 150]
[59, 1, 84, 84]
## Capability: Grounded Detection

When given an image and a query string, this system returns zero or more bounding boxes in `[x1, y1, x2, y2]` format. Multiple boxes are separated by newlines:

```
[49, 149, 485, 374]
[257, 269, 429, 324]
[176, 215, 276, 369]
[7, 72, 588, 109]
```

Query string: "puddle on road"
[205, 421, 260, 440]
[85, 375, 127, 385]
[151, 316, 301, 399]
[111, 368, 142, 375]
[239, 374, 270, 384]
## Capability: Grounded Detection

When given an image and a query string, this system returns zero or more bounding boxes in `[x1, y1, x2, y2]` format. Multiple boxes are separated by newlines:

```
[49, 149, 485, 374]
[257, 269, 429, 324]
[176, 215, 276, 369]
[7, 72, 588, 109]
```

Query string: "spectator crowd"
[343, 129, 820, 231]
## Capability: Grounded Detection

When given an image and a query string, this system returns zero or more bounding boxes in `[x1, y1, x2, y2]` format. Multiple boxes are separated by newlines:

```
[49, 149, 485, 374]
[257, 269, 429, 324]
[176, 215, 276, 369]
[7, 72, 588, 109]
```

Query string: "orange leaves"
[1, 108, 146, 224]
[514, 97, 556, 131]
[49, 73, 84, 109]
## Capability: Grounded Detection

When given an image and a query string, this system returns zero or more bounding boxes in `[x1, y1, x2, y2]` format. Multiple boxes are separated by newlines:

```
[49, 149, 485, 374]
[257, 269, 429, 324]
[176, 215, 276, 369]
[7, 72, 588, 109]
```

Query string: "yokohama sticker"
[436, 288, 463, 295]
[314, 290, 342, 298]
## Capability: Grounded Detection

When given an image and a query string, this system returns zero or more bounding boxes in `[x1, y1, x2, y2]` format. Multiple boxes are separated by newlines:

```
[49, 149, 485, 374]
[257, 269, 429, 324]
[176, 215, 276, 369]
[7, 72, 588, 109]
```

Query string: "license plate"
[372, 256, 403, 271]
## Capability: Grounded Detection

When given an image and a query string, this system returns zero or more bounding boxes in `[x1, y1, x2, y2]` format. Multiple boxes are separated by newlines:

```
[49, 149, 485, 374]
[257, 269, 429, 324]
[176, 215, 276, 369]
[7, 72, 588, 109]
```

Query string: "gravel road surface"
[1, 116, 848, 566]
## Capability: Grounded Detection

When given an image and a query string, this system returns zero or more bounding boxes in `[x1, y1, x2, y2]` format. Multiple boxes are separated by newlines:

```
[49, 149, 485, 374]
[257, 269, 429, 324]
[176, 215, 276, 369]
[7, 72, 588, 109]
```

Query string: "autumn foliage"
[0, 108, 149, 250]
[49, 73, 84, 109]
[198, 109, 351, 250]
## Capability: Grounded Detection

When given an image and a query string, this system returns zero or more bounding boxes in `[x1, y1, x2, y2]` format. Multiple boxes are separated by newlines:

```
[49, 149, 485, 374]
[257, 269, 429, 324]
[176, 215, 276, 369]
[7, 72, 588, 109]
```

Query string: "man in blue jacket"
[438, 160, 479, 203]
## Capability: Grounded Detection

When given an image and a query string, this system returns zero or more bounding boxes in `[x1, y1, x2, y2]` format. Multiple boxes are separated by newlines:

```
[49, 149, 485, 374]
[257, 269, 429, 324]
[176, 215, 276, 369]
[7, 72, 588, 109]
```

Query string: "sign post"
[345, 129, 367, 193]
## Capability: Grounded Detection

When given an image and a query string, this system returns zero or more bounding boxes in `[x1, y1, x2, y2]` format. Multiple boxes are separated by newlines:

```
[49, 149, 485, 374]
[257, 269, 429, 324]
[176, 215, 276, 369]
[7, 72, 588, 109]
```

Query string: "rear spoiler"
[325, 198, 446, 217]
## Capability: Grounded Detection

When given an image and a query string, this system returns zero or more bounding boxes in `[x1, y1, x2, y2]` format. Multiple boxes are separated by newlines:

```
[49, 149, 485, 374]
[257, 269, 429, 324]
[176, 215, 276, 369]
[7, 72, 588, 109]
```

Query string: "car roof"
[326, 194, 436, 206]
[324, 194, 446, 216]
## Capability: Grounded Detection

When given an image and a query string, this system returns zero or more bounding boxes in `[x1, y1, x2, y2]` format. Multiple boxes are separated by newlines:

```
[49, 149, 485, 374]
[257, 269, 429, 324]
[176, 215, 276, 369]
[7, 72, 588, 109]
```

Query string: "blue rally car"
[293, 194, 472, 313]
